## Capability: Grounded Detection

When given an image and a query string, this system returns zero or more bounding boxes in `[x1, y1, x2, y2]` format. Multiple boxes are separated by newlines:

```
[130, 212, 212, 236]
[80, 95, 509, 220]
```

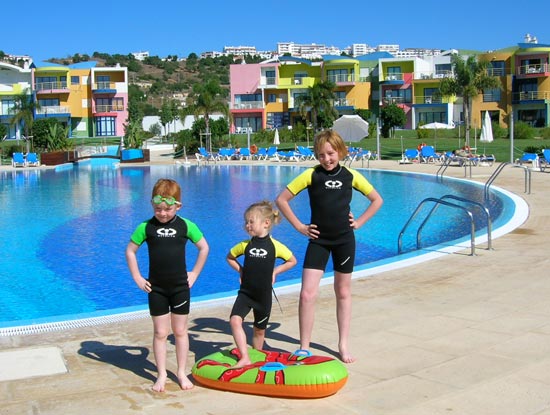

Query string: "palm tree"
[9, 88, 38, 152]
[185, 79, 228, 151]
[295, 80, 339, 131]
[439, 54, 501, 146]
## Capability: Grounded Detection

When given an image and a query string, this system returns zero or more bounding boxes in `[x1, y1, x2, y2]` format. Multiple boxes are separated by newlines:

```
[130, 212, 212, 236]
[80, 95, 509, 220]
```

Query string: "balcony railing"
[231, 101, 264, 110]
[415, 96, 442, 104]
[94, 81, 115, 90]
[383, 96, 408, 105]
[384, 73, 403, 81]
[35, 106, 70, 115]
[95, 104, 125, 112]
[514, 91, 550, 101]
[518, 64, 548, 75]
[259, 76, 277, 86]
[416, 71, 453, 80]
[35, 81, 68, 91]
[333, 98, 355, 107]
[327, 74, 357, 83]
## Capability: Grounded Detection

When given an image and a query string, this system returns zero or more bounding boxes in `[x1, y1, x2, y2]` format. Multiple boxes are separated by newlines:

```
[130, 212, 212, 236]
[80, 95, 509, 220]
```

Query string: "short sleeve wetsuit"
[229, 235, 293, 329]
[130, 215, 204, 316]
[286, 164, 374, 273]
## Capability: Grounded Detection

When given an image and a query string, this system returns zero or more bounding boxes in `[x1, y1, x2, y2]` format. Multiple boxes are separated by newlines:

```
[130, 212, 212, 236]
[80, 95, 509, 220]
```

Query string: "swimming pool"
[0, 162, 526, 332]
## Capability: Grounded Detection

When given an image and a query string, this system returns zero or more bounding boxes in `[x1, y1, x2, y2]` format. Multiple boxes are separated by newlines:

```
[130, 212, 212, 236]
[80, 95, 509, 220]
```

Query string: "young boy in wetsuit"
[126, 178, 209, 392]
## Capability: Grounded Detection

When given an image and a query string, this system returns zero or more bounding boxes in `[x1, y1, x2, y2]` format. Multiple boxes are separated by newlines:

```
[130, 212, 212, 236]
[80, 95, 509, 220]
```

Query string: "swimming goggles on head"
[152, 195, 181, 205]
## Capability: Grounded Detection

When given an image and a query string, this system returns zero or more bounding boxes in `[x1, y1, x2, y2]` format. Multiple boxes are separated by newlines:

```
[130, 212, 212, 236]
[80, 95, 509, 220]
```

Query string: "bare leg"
[299, 268, 323, 351]
[230, 315, 251, 367]
[334, 271, 355, 363]
[171, 313, 194, 390]
[151, 314, 171, 392]
[252, 327, 265, 350]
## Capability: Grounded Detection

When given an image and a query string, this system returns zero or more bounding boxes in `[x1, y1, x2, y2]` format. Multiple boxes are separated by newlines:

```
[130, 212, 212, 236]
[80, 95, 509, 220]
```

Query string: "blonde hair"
[313, 130, 348, 160]
[151, 178, 182, 203]
[244, 200, 281, 231]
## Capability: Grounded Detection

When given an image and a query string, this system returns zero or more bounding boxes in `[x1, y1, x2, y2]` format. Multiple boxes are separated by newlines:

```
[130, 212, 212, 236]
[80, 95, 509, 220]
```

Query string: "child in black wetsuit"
[276, 130, 383, 363]
[126, 178, 209, 392]
[226, 200, 297, 367]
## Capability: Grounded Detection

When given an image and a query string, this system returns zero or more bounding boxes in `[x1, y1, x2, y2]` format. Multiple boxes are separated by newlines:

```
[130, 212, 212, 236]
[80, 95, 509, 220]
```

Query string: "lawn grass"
[236, 131, 550, 163]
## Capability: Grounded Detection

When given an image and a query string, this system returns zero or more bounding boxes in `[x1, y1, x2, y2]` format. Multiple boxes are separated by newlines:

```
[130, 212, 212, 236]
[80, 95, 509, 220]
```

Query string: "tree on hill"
[439, 54, 501, 146]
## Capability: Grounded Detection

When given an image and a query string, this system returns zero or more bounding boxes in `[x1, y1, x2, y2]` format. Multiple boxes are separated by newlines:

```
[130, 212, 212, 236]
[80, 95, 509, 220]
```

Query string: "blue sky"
[4, 0, 550, 62]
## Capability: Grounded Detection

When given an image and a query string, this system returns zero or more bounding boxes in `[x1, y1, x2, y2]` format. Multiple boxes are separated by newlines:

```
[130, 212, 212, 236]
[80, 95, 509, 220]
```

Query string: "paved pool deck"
[1, 152, 550, 415]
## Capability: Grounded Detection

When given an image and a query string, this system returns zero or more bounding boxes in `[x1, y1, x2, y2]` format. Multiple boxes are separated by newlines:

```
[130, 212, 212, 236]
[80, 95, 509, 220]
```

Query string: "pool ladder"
[438, 161, 532, 195]
[398, 195, 493, 257]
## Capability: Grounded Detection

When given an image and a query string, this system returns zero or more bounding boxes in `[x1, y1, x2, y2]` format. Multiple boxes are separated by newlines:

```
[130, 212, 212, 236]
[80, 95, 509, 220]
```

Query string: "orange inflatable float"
[192, 348, 348, 398]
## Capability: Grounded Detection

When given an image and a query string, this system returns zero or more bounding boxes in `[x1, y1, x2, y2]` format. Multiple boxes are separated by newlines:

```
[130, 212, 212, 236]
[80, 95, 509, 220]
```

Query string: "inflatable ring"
[250, 144, 258, 154]
[192, 348, 348, 398]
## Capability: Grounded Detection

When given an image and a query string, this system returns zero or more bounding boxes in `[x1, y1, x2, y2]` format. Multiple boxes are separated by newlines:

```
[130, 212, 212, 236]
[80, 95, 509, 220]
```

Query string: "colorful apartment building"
[229, 40, 550, 133]
[1, 60, 128, 141]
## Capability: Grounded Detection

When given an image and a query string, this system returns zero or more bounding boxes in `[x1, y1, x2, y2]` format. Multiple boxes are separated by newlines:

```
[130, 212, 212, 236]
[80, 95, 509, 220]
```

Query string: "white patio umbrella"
[419, 121, 454, 149]
[480, 111, 493, 154]
[273, 128, 280, 145]
[332, 115, 369, 143]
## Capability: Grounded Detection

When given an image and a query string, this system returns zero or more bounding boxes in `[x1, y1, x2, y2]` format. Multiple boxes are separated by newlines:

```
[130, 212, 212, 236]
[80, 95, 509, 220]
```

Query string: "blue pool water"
[0, 162, 519, 329]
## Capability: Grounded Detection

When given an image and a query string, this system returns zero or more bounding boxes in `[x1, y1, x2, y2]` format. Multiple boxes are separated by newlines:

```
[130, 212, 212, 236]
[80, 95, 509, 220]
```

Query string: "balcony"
[35, 81, 69, 94]
[92, 81, 117, 94]
[383, 96, 408, 105]
[35, 106, 70, 117]
[384, 73, 403, 82]
[327, 73, 357, 84]
[517, 64, 549, 78]
[415, 96, 442, 104]
[231, 101, 264, 110]
[514, 91, 550, 101]
[333, 98, 355, 107]
[259, 76, 277, 87]
[95, 104, 125, 113]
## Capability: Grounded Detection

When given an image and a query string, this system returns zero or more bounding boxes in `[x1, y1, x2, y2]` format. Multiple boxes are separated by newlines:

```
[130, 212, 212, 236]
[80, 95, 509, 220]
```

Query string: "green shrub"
[539, 127, 550, 139]
[514, 121, 535, 140]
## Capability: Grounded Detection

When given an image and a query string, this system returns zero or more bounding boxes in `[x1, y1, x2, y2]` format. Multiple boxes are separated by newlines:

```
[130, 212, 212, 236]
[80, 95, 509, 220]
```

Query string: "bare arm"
[272, 254, 298, 284]
[350, 189, 383, 230]
[187, 237, 209, 288]
[275, 188, 319, 238]
[226, 253, 243, 284]
[125, 241, 151, 292]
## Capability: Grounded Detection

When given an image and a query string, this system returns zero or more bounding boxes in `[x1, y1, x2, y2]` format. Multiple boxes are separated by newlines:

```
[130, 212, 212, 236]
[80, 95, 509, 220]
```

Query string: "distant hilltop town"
[133, 41, 449, 62]
[133, 34, 541, 62]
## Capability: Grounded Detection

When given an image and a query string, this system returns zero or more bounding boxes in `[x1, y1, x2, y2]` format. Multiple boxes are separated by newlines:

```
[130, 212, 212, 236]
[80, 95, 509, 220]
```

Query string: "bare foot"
[152, 374, 167, 392]
[339, 347, 356, 364]
[231, 357, 251, 368]
[178, 375, 194, 390]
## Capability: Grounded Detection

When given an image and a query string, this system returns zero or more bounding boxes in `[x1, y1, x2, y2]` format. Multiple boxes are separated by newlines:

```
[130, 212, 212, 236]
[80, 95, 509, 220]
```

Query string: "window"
[489, 61, 505, 76]
[327, 69, 350, 83]
[71, 76, 80, 85]
[265, 70, 276, 84]
[1, 99, 15, 115]
[97, 75, 111, 89]
[483, 88, 501, 102]
[38, 98, 60, 107]
[419, 112, 447, 124]
[95, 116, 116, 136]
[267, 94, 277, 103]
[334, 91, 347, 106]
[435, 64, 451, 76]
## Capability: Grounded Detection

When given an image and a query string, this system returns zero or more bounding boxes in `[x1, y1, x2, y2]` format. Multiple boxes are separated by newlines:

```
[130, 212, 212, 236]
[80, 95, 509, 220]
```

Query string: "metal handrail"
[484, 162, 531, 196]
[427, 195, 493, 250]
[398, 197, 476, 256]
